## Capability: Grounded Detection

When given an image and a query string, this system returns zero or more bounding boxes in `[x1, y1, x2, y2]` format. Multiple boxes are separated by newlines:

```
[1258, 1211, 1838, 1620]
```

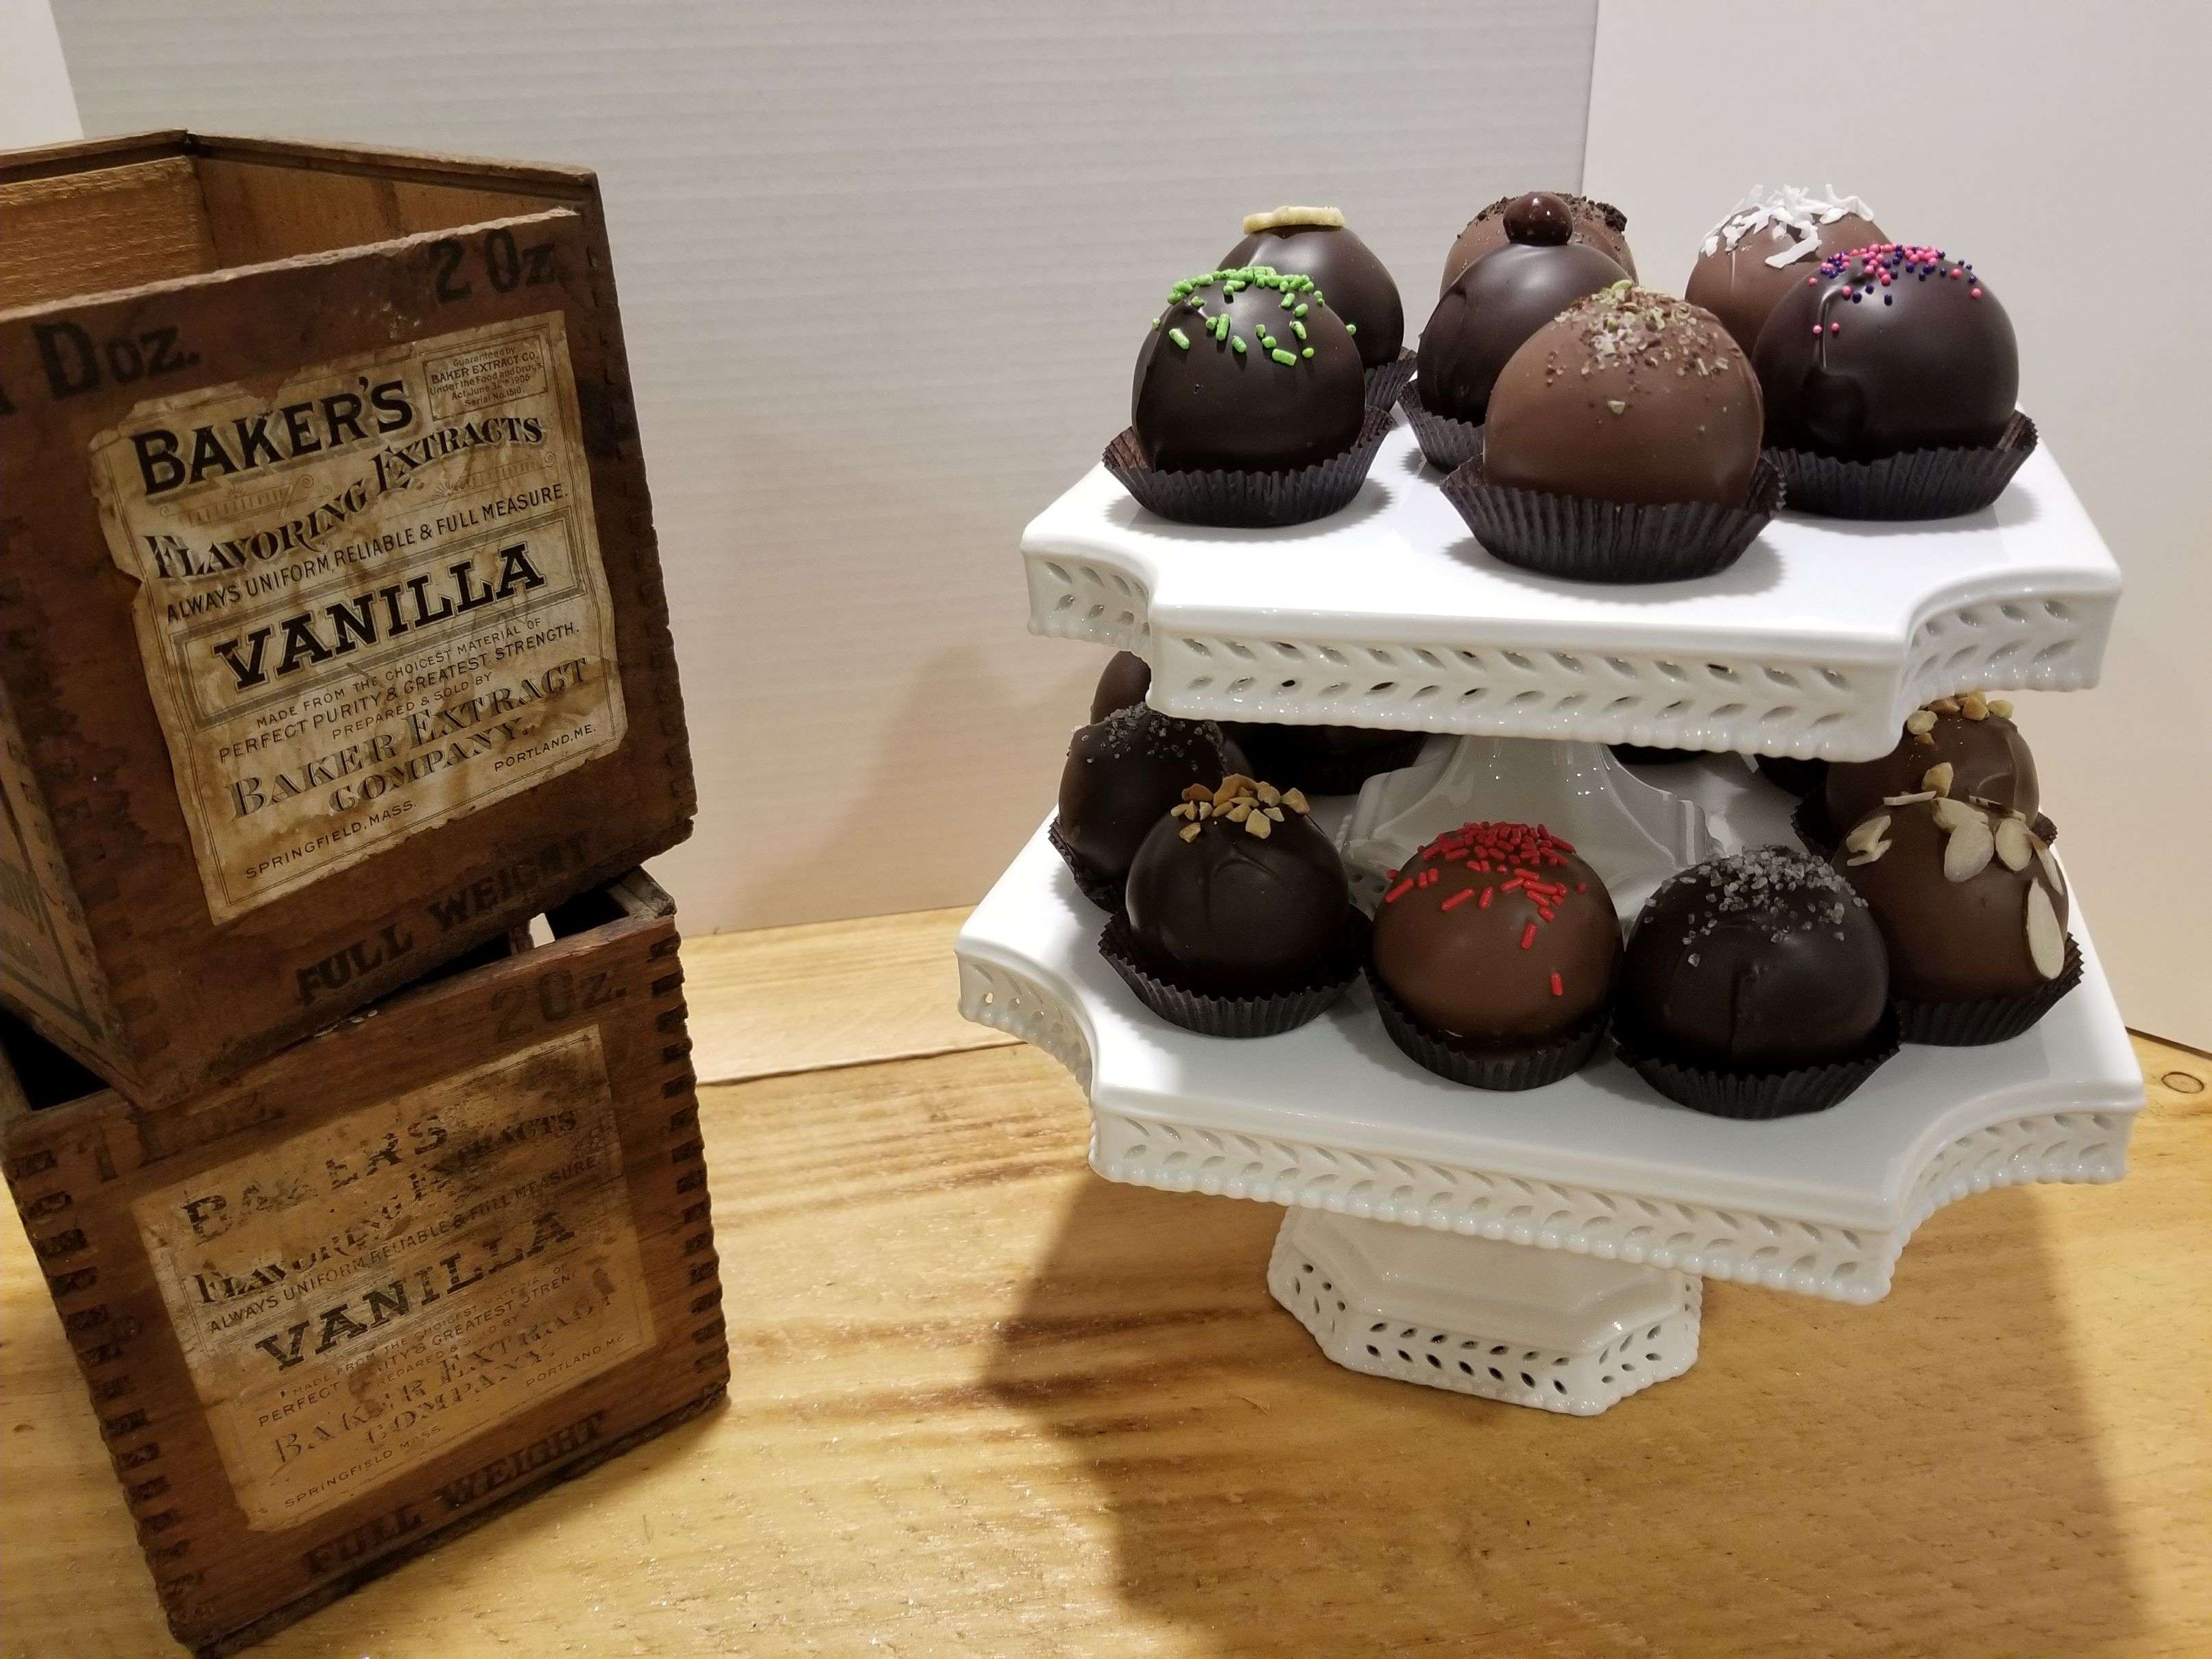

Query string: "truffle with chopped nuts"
[1823, 691, 2037, 838]
[1832, 786, 2069, 1005]
[1753, 243, 2018, 459]
[1225, 206, 1404, 370]
[1122, 775, 1351, 995]
[1622, 847, 1889, 1069]
[1482, 283, 1764, 505]
[1441, 191, 1635, 293]
[1370, 821, 1620, 1046]
[1131, 265, 1366, 472]
[1685, 186, 1885, 352]
[1090, 651, 1153, 722]
[1054, 706, 1244, 898]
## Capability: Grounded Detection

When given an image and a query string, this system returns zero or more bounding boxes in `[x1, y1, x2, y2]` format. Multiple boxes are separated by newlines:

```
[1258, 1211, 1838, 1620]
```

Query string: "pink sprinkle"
[1970, 286, 1983, 298]
[1829, 322, 1842, 334]
[1811, 324, 1823, 335]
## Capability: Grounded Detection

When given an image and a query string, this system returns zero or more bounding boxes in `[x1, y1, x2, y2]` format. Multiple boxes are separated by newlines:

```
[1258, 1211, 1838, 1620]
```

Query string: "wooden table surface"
[5, 908, 2209, 1658]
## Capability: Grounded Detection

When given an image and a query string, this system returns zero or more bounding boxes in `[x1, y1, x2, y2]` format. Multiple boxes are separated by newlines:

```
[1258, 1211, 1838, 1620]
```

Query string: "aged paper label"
[88, 314, 625, 923]
[133, 1027, 654, 1530]
[0, 678, 113, 1044]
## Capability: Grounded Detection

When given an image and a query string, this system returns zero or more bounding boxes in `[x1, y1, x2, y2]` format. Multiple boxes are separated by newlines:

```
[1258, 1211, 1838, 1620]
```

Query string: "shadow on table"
[983, 1174, 2141, 1656]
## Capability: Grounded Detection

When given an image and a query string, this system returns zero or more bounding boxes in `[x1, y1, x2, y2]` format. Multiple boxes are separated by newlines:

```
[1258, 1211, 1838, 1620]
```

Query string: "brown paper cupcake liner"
[1440, 450, 1783, 584]
[1047, 818, 1127, 912]
[1767, 411, 2037, 521]
[1100, 909, 1367, 1039]
[1103, 404, 1394, 529]
[1893, 935, 2083, 1046]
[1612, 1012, 1900, 1119]
[1795, 796, 2056, 858]
[1363, 348, 1417, 411]
[1753, 753, 1829, 801]
[1397, 377, 1484, 472]
[1364, 965, 1608, 1091]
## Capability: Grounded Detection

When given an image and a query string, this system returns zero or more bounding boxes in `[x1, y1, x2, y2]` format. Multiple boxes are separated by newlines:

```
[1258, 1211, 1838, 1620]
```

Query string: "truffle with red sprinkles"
[1753, 243, 2018, 459]
[1369, 821, 1621, 1047]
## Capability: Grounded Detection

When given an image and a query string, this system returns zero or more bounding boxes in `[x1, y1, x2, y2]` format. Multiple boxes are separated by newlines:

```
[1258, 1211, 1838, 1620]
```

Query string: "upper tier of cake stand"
[1022, 423, 2120, 761]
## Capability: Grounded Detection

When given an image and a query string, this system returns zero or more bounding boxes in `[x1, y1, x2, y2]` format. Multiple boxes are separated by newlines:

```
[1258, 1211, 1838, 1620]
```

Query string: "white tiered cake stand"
[958, 420, 2141, 1414]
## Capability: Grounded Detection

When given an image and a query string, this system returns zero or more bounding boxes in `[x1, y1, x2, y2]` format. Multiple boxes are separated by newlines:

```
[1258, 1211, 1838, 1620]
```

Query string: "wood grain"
[2, 906, 2205, 1658]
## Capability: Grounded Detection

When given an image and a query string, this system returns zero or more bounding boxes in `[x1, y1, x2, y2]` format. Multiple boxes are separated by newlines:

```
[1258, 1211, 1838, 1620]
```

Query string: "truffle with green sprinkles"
[1131, 265, 1365, 472]
[1225, 208, 1407, 369]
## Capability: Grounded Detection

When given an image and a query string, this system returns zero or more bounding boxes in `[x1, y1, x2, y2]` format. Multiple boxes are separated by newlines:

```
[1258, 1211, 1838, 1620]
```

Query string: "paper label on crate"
[132, 1026, 656, 1530]
[87, 313, 626, 923]
[0, 679, 115, 1043]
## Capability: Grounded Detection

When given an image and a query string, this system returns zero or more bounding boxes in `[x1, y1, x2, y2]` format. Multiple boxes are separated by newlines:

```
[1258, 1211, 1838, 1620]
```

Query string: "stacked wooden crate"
[0, 132, 727, 1656]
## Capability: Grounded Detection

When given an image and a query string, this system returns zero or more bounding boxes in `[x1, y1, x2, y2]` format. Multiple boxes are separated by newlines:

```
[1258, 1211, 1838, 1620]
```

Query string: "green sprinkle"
[1291, 319, 1307, 339]
[1271, 348, 1298, 366]
[1168, 327, 1191, 350]
[1294, 303, 1308, 317]
[1151, 316, 1160, 328]
[1212, 313, 1229, 341]
[1345, 322, 1358, 335]
[1231, 336, 1247, 354]
[1280, 292, 1295, 309]
[1301, 346, 1314, 359]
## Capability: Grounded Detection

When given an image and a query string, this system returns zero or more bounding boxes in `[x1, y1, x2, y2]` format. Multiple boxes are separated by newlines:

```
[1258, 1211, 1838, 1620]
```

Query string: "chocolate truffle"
[1225, 206, 1404, 370]
[1227, 722, 1427, 797]
[1090, 651, 1152, 722]
[1623, 847, 1888, 1069]
[1371, 821, 1620, 1044]
[1685, 186, 1885, 352]
[1417, 193, 1629, 426]
[1131, 265, 1365, 472]
[1484, 284, 1763, 505]
[1834, 788, 2068, 1004]
[1056, 706, 1242, 891]
[1441, 191, 1635, 293]
[1125, 776, 1348, 995]
[1754, 243, 2018, 459]
[1823, 691, 2036, 839]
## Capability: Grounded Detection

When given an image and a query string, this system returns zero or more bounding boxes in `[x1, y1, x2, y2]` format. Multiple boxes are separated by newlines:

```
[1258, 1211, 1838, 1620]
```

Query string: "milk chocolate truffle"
[1090, 651, 1152, 721]
[1125, 776, 1348, 995]
[1225, 206, 1404, 370]
[1055, 706, 1242, 894]
[1755, 243, 2018, 459]
[1442, 191, 1635, 293]
[1417, 193, 1629, 425]
[1131, 265, 1365, 472]
[1371, 821, 1620, 1045]
[1227, 722, 1427, 797]
[1823, 691, 2036, 840]
[1834, 789, 2069, 1004]
[1685, 186, 1884, 352]
[1623, 847, 1888, 1069]
[1484, 284, 1763, 505]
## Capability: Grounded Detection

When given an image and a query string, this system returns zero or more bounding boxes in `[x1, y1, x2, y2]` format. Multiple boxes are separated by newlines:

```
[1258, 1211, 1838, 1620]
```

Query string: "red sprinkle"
[1384, 878, 1414, 904]
[1550, 971, 1564, 997]
[1440, 888, 1474, 912]
[1519, 923, 1537, 951]
[1478, 887, 1493, 908]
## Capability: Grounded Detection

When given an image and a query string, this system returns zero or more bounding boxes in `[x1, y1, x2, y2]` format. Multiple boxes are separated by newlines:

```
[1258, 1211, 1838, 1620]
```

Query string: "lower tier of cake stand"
[1269, 1211, 1700, 1416]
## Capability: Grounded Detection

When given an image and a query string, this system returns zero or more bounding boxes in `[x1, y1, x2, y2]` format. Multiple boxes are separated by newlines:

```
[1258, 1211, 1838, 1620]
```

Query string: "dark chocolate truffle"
[1056, 706, 1242, 890]
[1754, 243, 2018, 459]
[1484, 284, 1763, 505]
[1131, 265, 1365, 472]
[1823, 691, 2036, 838]
[1371, 821, 1620, 1044]
[1685, 186, 1884, 353]
[1090, 651, 1153, 722]
[1227, 722, 1427, 797]
[1125, 776, 1347, 995]
[1834, 788, 2068, 1003]
[1225, 206, 1404, 370]
[1623, 847, 1888, 1069]
[1416, 195, 1629, 426]
[1442, 191, 1635, 292]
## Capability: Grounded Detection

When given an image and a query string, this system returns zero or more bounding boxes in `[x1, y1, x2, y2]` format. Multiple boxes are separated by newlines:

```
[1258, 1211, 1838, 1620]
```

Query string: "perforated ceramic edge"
[957, 954, 1094, 1093]
[1022, 555, 2114, 761]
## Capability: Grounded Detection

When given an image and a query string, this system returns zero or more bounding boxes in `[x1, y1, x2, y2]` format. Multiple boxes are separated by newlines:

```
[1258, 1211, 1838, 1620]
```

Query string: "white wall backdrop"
[49, 0, 1598, 930]
[0, 0, 77, 147]
[1587, 0, 2211, 1039]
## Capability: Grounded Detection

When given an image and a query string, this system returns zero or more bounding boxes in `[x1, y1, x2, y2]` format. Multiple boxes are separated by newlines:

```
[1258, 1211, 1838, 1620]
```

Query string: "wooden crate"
[2, 869, 728, 1657]
[0, 132, 694, 1107]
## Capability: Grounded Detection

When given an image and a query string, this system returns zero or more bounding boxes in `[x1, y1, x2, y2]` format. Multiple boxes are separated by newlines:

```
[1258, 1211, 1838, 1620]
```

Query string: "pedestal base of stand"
[1266, 1211, 1700, 1415]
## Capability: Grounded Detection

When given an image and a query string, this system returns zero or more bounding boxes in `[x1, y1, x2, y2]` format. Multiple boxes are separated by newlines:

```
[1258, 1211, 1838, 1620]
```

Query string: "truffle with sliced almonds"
[1823, 690, 2036, 836]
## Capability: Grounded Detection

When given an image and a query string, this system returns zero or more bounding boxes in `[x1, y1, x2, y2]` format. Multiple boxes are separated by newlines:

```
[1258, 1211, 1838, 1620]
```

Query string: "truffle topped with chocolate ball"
[1441, 191, 1635, 292]
[1823, 690, 2036, 839]
[1371, 821, 1620, 1045]
[1416, 191, 1630, 426]
[1623, 847, 1888, 1070]
[1123, 776, 1348, 995]
[1483, 283, 1764, 505]
[1754, 243, 2018, 459]
[1090, 650, 1152, 722]
[1834, 784, 2068, 1004]
[1685, 186, 1884, 352]
[1225, 206, 1404, 371]
[1131, 265, 1365, 472]
[1055, 705, 1242, 892]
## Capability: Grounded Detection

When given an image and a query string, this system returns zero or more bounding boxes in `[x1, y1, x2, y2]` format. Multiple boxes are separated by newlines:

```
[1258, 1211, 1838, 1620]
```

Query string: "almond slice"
[2025, 882, 2065, 978]
[1943, 814, 1995, 882]
[1994, 816, 2032, 871]
[1930, 795, 1975, 831]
